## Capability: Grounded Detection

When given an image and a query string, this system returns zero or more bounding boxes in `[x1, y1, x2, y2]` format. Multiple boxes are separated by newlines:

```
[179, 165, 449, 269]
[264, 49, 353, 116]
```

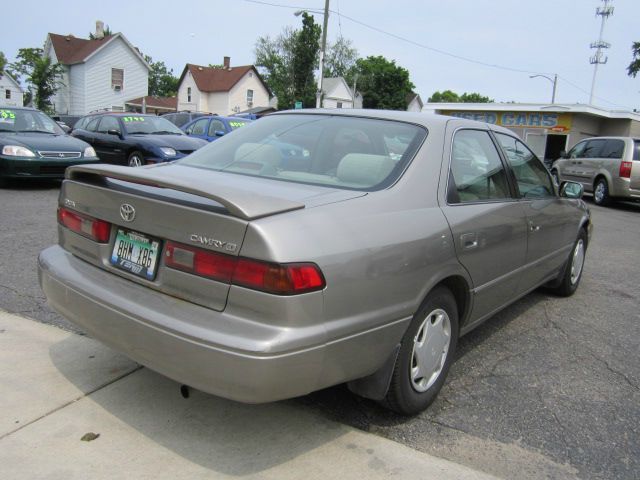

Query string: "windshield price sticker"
[110, 228, 160, 280]
[229, 121, 246, 128]
[0, 110, 16, 121]
[122, 116, 146, 122]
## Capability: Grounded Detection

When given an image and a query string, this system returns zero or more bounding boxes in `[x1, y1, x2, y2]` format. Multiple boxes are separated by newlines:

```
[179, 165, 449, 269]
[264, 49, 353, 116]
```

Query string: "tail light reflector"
[58, 207, 111, 243]
[619, 161, 632, 178]
[165, 241, 325, 295]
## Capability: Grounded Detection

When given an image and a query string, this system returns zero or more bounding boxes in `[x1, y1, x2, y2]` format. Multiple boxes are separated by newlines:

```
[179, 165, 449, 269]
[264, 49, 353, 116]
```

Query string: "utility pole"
[589, 0, 614, 105]
[316, 0, 330, 108]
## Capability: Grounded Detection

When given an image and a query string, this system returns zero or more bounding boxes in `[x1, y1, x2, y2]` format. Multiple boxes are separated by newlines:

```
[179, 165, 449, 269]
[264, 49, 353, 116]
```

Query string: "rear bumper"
[38, 245, 407, 403]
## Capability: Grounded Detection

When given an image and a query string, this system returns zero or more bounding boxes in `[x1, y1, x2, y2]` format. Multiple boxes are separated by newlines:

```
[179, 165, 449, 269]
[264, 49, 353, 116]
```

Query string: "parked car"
[38, 111, 591, 415]
[162, 111, 212, 128]
[183, 116, 252, 142]
[551, 136, 640, 206]
[72, 113, 208, 166]
[0, 106, 99, 184]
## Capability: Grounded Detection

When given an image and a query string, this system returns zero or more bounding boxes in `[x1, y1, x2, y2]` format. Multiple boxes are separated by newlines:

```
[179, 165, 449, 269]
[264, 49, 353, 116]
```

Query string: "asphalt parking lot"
[0, 179, 638, 480]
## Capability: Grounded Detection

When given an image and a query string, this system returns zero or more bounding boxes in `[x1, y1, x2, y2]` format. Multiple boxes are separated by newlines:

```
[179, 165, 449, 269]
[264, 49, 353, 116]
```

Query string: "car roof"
[269, 108, 514, 134]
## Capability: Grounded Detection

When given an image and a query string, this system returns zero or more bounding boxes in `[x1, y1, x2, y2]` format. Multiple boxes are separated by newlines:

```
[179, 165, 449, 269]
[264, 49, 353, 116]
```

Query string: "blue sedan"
[182, 116, 252, 142]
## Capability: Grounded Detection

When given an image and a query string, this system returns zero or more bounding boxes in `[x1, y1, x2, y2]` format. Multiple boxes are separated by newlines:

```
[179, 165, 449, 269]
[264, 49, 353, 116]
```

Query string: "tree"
[10, 48, 64, 112]
[0, 51, 6, 73]
[324, 36, 358, 78]
[428, 90, 460, 102]
[428, 90, 493, 103]
[627, 41, 640, 77]
[460, 92, 493, 103]
[89, 25, 113, 39]
[346, 56, 414, 110]
[255, 12, 321, 109]
[144, 55, 179, 97]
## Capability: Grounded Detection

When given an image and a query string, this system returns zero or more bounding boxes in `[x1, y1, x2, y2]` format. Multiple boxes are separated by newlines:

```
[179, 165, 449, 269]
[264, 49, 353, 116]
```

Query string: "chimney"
[223, 56, 230, 70]
[95, 20, 105, 39]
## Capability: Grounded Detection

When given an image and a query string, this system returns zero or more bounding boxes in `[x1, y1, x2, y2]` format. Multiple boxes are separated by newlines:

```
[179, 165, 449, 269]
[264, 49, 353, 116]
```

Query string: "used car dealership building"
[424, 103, 640, 164]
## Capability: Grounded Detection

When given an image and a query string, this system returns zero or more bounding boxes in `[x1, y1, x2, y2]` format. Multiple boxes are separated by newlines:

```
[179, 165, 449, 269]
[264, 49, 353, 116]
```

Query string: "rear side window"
[187, 118, 209, 135]
[633, 140, 640, 161]
[496, 133, 554, 199]
[179, 114, 427, 191]
[599, 140, 625, 159]
[448, 130, 511, 204]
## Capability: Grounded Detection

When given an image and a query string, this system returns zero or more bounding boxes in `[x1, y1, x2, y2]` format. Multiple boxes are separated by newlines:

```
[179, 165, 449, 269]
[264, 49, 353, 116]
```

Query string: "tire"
[384, 287, 459, 415]
[128, 151, 144, 167]
[549, 229, 587, 297]
[593, 178, 611, 206]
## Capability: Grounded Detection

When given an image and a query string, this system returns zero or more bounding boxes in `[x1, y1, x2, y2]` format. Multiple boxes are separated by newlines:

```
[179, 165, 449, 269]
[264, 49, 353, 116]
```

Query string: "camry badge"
[120, 204, 136, 222]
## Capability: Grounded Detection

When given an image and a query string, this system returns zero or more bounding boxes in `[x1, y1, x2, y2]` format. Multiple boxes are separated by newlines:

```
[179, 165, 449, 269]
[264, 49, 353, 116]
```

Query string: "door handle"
[460, 233, 478, 250]
[529, 221, 540, 232]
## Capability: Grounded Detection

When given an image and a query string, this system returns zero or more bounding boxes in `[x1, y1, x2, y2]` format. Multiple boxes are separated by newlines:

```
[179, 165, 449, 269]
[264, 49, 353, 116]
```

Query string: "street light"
[529, 74, 558, 104]
[294, 0, 330, 108]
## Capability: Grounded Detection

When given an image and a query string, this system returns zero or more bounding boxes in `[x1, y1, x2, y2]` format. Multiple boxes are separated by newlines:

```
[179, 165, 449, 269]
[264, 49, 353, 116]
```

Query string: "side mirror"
[214, 130, 225, 137]
[107, 129, 121, 137]
[559, 150, 568, 159]
[560, 181, 583, 199]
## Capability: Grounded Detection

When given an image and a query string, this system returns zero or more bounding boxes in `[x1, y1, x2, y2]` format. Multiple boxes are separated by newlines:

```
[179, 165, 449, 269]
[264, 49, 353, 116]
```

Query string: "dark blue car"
[182, 116, 252, 142]
[72, 113, 208, 167]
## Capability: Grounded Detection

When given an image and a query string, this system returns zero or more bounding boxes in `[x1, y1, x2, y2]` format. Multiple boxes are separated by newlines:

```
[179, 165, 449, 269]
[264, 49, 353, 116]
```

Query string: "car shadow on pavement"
[295, 290, 552, 430]
[48, 338, 345, 476]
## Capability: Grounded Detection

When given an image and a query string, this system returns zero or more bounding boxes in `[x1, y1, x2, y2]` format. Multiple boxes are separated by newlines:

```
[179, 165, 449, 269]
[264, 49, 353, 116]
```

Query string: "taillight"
[619, 161, 632, 178]
[165, 241, 325, 295]
[57, 207, 111, 243]
[165, 242, 235, 283]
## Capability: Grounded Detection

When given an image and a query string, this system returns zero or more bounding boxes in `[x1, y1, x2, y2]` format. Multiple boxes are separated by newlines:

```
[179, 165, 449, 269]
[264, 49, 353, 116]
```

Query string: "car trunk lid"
[59, 163, 364, 311]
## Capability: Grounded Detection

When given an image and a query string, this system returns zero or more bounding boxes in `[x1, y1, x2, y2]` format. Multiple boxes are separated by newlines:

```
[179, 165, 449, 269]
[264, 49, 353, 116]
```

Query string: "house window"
[337, 102, 343, 109]
[5, 89, 10, 99]
[187, 87, 192, 103]
[246, 89, 254, 105]
[111, 68, 124, 91]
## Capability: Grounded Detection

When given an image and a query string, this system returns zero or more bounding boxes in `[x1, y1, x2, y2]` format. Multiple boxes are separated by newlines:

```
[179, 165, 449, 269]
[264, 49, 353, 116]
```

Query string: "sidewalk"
[0, 310, 499, 480]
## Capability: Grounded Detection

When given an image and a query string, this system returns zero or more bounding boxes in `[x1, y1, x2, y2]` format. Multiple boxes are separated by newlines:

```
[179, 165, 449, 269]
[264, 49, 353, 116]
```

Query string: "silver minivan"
[551, 137, 640, 206]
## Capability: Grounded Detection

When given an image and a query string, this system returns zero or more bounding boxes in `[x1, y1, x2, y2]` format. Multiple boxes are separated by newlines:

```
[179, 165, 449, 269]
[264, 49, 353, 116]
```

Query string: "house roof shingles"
[182, 64, 270, 95]
[48, 33, 114, 65]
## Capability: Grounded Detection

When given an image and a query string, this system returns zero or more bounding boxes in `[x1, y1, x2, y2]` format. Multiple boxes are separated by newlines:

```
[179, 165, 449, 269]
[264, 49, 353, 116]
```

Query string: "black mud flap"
[347, 344, 400, 401]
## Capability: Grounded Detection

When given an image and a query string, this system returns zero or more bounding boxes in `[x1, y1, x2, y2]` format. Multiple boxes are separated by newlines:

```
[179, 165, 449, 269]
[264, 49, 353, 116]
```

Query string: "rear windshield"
[178, 114, 427, 191]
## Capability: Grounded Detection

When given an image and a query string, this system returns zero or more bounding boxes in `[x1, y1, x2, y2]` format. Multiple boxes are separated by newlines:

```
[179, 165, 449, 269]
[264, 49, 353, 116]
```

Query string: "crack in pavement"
[0, 365, 143, 441]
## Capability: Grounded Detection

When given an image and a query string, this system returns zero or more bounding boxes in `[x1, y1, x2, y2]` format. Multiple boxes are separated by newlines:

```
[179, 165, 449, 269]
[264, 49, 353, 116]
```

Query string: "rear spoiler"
[66, 163, 304, 220]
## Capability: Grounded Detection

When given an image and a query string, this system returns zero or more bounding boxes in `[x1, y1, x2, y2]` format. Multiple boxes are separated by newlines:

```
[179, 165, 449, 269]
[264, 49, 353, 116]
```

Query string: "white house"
[321, 77, 362, 109]
[177, 58, 271, 115]
[406, 92, 423, 112]
[0, 72, 24, 107]
[43, 22, 150, 115]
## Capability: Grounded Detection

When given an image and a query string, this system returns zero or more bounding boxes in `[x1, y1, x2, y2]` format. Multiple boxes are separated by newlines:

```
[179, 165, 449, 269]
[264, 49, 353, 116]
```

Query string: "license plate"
[110, 229, 161, 280]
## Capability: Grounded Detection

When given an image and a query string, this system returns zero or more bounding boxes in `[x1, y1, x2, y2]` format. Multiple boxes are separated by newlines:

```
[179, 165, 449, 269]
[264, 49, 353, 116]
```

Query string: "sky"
[3, 0, 639, 111]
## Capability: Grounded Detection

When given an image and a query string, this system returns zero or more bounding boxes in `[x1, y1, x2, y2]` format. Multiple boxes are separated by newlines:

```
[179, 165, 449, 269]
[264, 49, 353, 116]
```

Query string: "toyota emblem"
[119, 203, 136, 222]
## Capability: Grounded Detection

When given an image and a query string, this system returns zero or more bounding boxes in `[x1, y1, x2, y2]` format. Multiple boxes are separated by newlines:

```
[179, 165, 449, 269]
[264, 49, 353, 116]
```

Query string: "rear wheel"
[549, 229, 587, 297]
[384, 287, 458, 415]
[593, 178, 610, 206]
[128, 151, 144, 167]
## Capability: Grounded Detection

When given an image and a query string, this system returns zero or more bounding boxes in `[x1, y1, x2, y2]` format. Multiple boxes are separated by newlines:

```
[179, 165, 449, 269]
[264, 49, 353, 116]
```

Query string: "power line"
[241, 0, 630, 108]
